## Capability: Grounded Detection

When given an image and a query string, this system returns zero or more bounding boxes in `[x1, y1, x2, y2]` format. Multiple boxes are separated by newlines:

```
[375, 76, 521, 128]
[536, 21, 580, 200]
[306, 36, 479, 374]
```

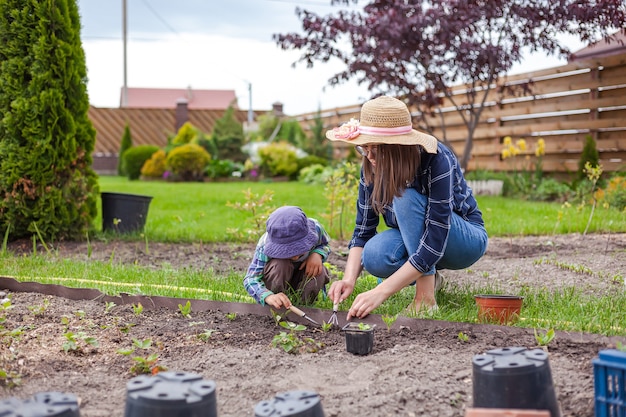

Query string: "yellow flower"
[535, 138, 545, 157]
[516, 139, 527, 152]
[501, 149, 511, 159]
[503, 136, 512, 146]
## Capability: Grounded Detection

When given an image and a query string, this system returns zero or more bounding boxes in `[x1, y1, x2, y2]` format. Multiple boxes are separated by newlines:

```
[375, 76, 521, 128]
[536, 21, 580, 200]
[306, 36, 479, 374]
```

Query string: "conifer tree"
[118, 123, 133, 176]
[0, 0, 98, 241]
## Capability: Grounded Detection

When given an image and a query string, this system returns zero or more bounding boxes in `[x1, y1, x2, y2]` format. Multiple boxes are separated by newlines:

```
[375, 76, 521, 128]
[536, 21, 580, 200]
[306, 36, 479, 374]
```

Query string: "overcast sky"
[77, 0, 581, 115]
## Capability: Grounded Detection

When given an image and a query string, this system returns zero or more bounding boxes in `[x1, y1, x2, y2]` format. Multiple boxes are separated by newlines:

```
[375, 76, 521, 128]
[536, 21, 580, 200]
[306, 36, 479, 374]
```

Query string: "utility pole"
[122, 0, 128, 107]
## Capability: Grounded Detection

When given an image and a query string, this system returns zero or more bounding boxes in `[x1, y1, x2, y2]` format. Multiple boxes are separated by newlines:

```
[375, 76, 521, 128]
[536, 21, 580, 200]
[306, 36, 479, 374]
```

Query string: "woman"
[326, 96, 488, 320]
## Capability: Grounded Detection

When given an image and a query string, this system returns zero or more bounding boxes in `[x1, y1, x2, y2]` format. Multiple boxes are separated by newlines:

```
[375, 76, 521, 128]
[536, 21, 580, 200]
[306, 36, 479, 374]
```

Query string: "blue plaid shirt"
[243, 218, 331, 305]
[349, 141, 484, 273]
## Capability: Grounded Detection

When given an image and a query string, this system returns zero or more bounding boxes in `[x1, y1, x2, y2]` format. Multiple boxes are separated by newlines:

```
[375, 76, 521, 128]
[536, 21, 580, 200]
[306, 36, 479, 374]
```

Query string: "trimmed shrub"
[140, 149, 166, 179]
[258, 142, 298, 178]
[172, 122, 198, 146]
[123, 145, 160, 180]
[205, 159, 243, 179]
[166, 143, 211, 181]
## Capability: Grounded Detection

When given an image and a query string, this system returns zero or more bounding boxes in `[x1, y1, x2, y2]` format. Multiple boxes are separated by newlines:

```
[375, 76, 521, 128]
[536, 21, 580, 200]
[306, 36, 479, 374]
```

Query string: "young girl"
[326, 96, 488, 319]
[243, 206, 331, 310]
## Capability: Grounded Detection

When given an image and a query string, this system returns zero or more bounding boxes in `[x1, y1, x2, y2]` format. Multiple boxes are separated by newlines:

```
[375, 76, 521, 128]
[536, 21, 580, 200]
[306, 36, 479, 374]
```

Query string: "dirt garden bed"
[1, 233, 625, 416]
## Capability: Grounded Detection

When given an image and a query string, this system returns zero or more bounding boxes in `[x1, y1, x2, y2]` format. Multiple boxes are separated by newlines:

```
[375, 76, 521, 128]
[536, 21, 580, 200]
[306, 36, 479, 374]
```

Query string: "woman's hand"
[346, 288, 388, 320]
[328, 280, 355, 305]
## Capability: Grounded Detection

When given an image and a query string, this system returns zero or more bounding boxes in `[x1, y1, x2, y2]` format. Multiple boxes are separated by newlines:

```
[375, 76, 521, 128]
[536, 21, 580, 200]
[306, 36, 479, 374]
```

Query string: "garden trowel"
[288, 305, 319, 326]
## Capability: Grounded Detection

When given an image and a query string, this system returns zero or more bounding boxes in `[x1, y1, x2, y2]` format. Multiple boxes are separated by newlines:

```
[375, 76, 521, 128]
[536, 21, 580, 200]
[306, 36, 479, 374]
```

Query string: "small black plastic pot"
[342, 322, 375, 355]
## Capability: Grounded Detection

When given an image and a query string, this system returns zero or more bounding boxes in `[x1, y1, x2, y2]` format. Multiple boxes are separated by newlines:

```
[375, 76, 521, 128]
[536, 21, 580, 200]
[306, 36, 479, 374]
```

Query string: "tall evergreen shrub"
[0, 0, 98, 241]
[117, 123, 133, 176]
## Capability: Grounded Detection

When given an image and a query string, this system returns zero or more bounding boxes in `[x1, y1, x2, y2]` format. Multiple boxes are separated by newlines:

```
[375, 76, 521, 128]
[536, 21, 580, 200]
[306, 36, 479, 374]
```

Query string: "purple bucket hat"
[264, 206, 319, 259]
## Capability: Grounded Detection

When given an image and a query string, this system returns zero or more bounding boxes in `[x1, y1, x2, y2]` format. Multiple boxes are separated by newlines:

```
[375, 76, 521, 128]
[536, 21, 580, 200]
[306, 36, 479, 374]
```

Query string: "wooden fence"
[295, 52, 626, 175]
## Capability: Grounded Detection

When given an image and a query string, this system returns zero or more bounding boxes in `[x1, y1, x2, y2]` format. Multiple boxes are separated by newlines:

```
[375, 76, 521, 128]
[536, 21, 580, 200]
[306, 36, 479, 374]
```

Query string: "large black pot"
[101, 192, 153, 233]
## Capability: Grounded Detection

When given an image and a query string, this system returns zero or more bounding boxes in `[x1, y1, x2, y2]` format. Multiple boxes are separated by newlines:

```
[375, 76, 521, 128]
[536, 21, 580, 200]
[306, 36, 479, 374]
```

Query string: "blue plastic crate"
[594, 349, 626, 417]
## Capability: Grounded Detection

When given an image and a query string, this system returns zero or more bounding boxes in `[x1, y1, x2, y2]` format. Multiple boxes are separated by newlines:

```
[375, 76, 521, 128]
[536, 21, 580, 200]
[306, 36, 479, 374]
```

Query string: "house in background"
[89, 87, 263, 175]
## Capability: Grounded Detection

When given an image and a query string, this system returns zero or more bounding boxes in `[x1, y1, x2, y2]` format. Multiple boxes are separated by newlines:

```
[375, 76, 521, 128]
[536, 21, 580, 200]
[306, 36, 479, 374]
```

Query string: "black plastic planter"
[342, 322, 375, 355]
[101, 192, 152, 233]
[254, 390, 325, 417]
[124, 371, 217, 417]
[472, 346, 561, 417]
[0, 392, 80, 416]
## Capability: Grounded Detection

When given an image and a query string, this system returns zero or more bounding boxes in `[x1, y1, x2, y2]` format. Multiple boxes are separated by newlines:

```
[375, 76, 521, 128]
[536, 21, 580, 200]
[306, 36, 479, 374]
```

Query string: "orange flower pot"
[475, 295, 524, 324]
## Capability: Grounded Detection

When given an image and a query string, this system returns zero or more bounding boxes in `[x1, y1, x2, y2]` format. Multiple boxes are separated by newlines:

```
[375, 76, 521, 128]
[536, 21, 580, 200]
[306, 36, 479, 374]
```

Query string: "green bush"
[140, 149, 167, 179]
[299, 164, 331, 185]
[166, 143, 211, 181]
[577, 135, 600, 182]
[123, 145, 160, 180]
[205, 159, 243, 179]
[172, 122, 198, 146]
[258, 142, 298, 178]
[530, 178, 571, 202]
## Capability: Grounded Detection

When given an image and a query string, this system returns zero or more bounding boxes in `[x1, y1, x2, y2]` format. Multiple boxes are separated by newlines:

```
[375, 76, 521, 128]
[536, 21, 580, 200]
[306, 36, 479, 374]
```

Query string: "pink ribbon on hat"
[332, 118, 413, 140]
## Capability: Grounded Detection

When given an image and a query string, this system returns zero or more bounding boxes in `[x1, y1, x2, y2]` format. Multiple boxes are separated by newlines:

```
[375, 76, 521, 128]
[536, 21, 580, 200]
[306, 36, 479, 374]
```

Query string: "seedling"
[271, 321, 323, 354]
[357, 323, 372, 331]
[132, 303, 144, 316]
[198, 329, 216, 342]
[226, 312, 237, 321]
[178, 301, 192, 318]
[534, 328, 556, 347]
[458, 332, 469, 342]
[616, 341, 626, 352]
[73, 310, 86, 319]
[381, 314, 398, 331]
[104, 301, 116, 314]
[62, 331, 99, 353]
[27, 298, 49, 316]
[117, 338, 167, 375]
[320, 321, 332, 332]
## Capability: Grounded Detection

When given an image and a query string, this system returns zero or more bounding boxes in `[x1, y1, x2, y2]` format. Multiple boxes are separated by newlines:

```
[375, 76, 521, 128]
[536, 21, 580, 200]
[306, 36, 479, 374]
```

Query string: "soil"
[1, 233, 625, 417]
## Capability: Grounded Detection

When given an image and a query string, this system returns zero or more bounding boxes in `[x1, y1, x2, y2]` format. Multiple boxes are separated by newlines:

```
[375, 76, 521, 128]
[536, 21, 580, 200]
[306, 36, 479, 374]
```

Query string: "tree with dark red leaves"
[274, 0, 625, 170]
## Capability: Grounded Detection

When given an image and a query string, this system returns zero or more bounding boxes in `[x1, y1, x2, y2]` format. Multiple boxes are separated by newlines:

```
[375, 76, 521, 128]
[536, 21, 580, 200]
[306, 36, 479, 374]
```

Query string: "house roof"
[89, 106, 259, 155]
[120, 87, 238, 109]
[570, 30, 626, 61]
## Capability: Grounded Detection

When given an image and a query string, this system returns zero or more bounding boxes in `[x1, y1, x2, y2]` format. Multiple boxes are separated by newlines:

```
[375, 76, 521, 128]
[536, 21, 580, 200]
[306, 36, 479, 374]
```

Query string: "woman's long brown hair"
[362, 144, 422, 214]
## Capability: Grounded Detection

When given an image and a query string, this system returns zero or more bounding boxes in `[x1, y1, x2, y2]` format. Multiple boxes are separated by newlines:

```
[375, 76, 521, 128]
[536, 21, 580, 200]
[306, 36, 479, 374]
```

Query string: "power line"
[140, 0, 180, 36]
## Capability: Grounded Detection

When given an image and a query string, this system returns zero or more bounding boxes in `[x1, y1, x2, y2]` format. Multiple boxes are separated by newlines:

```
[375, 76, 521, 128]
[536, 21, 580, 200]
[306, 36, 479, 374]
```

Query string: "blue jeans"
[362, 188, 488, 278]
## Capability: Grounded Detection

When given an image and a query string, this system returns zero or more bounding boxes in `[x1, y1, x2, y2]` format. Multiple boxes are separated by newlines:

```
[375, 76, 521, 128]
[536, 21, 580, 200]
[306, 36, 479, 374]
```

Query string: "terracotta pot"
[475, 294, 524, 324]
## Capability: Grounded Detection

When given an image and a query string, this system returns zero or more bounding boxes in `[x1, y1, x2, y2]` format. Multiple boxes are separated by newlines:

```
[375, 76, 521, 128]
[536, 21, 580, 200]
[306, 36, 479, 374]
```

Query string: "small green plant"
[0, 367, 22, 388]
[27, 298, 49, 316]
[132, 303, 144, 316]
[198, 329, 215, 342]
[357, 323, 372, 331]
[271, 321, 323, 354]
[104, 301, 116, 314]
[534, 328, 556, 347]
[458, 332, 469, 342]
[320, 321, 332, 332]
[73, 310, 86, 319]
[178, 301, 192, 318]
[117, 338, 167, 375]
[226, 312, 237, 321]
[616, 341, 626, 352]
[226, 188, 276, 241]
[62, 331, 99, 353]
[381, 314, 398, 331]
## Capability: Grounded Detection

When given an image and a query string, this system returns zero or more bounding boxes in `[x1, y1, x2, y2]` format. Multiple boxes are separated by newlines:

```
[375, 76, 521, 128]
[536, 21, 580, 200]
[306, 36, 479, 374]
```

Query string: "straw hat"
[325, 96, 438, 154]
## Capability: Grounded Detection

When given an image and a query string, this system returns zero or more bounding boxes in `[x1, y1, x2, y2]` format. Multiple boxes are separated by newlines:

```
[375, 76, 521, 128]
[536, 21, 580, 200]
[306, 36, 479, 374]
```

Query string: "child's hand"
[300, 252, 323, 278]
[265, 293, 292, 310]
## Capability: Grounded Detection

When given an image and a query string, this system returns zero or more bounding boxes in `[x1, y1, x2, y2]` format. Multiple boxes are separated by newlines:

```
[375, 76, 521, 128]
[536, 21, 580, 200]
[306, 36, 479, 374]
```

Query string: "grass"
[2, 175, 626, 336]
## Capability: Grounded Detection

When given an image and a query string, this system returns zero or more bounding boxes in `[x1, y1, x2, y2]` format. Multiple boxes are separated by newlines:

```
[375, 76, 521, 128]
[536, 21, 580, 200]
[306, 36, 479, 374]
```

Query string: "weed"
[104, 302, 116, 314]
[458, 332, 469, 342]
[534, 328, 556, 347]
[132, 303, 144, 316]
[226, 312, 237, 321]
[1, 225, 10, 255]
[583, 162, 603, 235]
[178, 301, 192, 318]
[381, 314, 398, 331]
